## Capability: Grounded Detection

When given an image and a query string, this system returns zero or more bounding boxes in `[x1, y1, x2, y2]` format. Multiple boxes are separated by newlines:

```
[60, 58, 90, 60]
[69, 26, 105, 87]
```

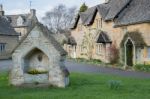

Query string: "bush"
[134, 64, 150, 72]
[27, 69, 48, 75]
[108, 80, 122, 90]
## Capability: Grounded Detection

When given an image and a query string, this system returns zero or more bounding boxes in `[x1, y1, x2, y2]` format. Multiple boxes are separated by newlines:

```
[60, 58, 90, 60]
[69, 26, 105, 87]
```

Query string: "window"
[0, 43, 6, 53]
[96, 43, 103, 55]
[96, 18, 102, 29]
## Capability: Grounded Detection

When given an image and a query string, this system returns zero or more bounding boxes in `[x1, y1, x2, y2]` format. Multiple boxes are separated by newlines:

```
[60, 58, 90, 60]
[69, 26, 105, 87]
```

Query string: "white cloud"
[36, 5, 53, 21]
[6, 9, 29, 15]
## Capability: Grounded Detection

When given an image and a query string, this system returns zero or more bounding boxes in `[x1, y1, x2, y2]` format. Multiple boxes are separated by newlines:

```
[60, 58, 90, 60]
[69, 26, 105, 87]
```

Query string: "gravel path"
[0, 60, 150, 79]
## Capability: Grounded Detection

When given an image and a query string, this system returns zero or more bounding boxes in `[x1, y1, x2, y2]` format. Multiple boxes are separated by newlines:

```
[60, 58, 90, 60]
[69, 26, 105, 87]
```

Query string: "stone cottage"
[10, 23, 69, 88]
[0, 4, 38, 40]
[66, 0, 150, 66]
[0, 16, 19, 59]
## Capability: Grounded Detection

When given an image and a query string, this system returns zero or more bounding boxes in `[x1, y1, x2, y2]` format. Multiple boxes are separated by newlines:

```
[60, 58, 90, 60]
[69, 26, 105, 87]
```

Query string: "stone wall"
[69, 10, 150, 65]
[0, 35, 18, 59]
[10, 26, 69, 88]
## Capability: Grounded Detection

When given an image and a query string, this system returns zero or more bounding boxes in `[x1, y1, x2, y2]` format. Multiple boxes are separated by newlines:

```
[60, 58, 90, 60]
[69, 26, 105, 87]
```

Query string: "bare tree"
[42, 4, 76, 33]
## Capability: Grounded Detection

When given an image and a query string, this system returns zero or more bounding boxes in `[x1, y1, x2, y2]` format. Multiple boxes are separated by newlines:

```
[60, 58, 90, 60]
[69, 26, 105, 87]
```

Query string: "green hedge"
[134, 64, 150, 72]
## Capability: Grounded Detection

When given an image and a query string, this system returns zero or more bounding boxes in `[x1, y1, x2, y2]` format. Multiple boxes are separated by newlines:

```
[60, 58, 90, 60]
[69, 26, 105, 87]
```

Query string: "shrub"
[27, 69, 48, 75]
[134, 64, 150, 72]
[90, 59, 101, 64]
[108, 80, 122, 90]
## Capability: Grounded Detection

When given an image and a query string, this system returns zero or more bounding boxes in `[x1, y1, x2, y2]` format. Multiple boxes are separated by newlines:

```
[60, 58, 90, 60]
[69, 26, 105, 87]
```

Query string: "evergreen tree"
[79, 3, 88, 12]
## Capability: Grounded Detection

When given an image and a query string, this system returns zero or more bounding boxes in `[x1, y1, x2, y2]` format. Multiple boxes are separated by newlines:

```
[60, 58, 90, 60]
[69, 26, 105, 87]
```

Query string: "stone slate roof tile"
[0, 16, 19, 36]
[105, 0, 131, 20]
[6, 14, 38, 27]
[97, 3, 110, 19]
[97, 31, 112, 43]
[67, 36, 77, 45]
[71, 0, 131, 29]
[80, 6, 97, 25]
[114, 0, 150, 27]
[12, 22, 67, 56]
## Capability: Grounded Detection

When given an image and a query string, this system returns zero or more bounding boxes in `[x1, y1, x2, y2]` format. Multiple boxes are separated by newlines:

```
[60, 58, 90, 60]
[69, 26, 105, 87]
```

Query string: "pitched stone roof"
[71, 0, 131, 29]
[97, 3, 109, 19]
[12, 23, 67, 56]
[5, 13, 38, 28]
[80, 6, 97, 25]
[67, 36, 77, 45]
[97, 31, 112, 43]
[0, 16, 18, 36]
[114, 0, 150, 27]
[105, 0, 131, 21]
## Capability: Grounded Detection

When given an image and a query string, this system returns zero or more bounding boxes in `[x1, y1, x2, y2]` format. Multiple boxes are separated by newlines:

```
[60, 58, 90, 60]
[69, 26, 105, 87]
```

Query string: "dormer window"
[17, 16, 24, 26]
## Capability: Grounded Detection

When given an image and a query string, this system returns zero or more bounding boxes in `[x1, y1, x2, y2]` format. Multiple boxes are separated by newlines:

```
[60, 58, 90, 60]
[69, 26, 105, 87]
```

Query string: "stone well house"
[0, 16, 19, 59]
[10, 23, 69, 88]
[0, 4, 38, 40]
[65, 0, 150, 66]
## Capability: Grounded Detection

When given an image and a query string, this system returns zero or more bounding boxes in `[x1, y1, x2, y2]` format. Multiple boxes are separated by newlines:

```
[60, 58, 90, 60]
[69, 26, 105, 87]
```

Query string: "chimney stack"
[30, 9, 36, 17]
[0, 4, 4, 16]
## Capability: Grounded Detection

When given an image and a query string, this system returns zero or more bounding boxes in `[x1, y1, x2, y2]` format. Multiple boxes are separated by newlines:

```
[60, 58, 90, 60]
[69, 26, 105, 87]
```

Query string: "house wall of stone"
[120, 23, 150, 64]
[0, 35, 18, 59]
[68, 12, 123, 62]
[14, 27, 28, 40]
[68, 10, 150, 65]
[11, 26, 69, 87]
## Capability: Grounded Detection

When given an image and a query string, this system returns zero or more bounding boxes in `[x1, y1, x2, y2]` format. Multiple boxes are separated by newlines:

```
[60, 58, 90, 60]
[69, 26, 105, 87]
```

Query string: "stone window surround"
[96, 18, 102, 29]
[0, 43, 6, 53]
[96, 43, 103, 55]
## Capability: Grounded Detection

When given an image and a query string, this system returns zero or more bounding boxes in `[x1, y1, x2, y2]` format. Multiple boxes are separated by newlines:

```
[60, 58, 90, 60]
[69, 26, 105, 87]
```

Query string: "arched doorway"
[23, 48, 49, 73]
[125, 39, 134, 66]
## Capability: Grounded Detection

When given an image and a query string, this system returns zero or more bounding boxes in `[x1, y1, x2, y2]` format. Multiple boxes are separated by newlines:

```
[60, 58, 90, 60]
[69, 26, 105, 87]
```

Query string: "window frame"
[96, 43, 103, 55]
[0, 43, 6, 53]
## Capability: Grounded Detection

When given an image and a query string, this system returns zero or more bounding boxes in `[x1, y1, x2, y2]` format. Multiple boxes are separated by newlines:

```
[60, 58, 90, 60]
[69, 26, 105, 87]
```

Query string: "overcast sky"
[0, 0, 105, 21]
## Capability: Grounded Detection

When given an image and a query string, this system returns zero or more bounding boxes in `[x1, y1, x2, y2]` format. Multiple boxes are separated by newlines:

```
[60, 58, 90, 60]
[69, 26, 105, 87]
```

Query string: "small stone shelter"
[10, 23, 69, 88]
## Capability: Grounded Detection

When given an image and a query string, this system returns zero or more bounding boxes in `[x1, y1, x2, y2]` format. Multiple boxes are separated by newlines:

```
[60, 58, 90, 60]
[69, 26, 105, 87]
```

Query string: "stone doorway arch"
[23, 48, 49, 74]
[125, 38, 134, 66]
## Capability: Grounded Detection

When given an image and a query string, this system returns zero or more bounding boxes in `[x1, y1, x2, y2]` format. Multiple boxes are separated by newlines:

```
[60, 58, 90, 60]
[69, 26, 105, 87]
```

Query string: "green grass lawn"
[0, 72, 150, 99]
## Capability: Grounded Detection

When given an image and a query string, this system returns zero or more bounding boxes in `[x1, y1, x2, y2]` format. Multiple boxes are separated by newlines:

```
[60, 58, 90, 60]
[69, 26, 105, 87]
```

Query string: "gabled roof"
[114, 0, 150, 27]
[97, 31, 112, 43]
[12, 22, 67, 56]
[5, 13, 38, 28]
[70, 0, 131, 29]
[0, 16, 18, 36]
[97, 3, 110, 19]
[67, 36, 77, 45]
[80, 6, 97, 25]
